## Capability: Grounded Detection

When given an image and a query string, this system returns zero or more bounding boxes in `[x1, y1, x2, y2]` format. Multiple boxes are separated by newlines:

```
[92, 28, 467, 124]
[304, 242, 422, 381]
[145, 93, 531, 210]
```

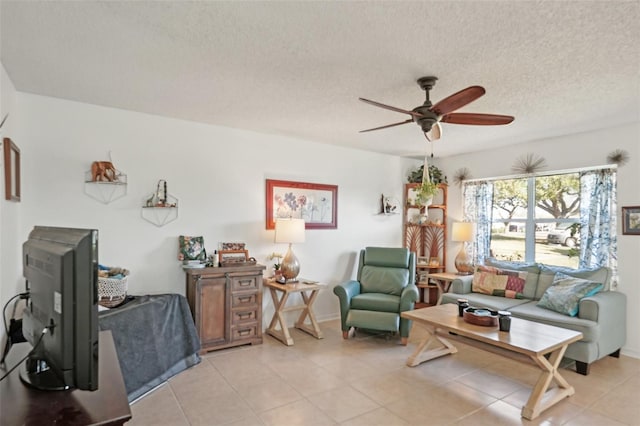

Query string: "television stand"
[0, 330, 131, 425]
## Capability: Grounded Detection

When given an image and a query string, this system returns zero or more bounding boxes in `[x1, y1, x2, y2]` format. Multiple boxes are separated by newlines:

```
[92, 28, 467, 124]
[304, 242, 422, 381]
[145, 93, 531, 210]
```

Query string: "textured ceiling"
[1, 1, 639, 158]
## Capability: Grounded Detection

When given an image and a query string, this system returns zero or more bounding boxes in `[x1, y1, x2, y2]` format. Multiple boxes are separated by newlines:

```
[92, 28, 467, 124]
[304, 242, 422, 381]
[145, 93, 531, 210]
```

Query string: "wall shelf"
[141, 193, 179, 227]
[83, 171, 127, 204]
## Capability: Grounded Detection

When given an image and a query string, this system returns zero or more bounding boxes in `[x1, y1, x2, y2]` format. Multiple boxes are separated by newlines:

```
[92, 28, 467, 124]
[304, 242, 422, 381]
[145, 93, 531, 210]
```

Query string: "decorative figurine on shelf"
[91, 161, 118, 182]
[156, 180, 168, 206]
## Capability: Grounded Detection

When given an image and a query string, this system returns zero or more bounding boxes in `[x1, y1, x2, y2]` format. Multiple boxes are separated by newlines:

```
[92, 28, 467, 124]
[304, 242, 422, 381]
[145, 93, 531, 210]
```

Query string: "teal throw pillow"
[537, 272, 603, 316]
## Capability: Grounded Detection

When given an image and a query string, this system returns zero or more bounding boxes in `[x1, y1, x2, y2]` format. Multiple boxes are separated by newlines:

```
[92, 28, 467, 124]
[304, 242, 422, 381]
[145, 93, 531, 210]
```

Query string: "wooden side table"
[264, 278, 324, 346]
[426, 272, 460, 305]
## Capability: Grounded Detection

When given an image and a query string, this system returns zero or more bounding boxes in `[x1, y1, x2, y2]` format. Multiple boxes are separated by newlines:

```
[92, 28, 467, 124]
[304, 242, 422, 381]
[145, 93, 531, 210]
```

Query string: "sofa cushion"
[509, 301, 599, 342]
[537, 273, 603, 316]
[535, 265, 611, 300]
[351, 293, 400, 312]
[484, 258, 541, 299]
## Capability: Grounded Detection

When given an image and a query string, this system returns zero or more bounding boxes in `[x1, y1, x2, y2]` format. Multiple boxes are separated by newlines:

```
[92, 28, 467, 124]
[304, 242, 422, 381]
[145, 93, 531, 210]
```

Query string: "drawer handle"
[238, 312, 253, 320]
[238, 328, 252, 336]
[238, 279, 253, 287]
[238, 296, 252, 303]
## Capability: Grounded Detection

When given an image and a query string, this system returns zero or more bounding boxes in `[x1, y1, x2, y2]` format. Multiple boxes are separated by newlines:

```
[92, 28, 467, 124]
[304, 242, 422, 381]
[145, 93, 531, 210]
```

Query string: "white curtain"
[579, 168, 618, 288]
[462, 181, 493, 265]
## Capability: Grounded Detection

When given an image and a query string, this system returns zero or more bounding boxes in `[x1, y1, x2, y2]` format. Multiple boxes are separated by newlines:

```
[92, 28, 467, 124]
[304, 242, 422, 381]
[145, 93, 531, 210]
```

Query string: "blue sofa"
[441, 258, 626, 375]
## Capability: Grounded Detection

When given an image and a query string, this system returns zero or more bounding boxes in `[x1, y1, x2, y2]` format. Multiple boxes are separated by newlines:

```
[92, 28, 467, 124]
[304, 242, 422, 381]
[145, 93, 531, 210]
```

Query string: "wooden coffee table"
[401, 304, 583, 420]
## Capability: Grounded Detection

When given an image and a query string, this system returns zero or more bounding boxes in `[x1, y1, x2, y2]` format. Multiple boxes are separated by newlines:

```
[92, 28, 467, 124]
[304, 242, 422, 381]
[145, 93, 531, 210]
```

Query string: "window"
[490, 173, 580, 267]
[463, 167, 617, 277]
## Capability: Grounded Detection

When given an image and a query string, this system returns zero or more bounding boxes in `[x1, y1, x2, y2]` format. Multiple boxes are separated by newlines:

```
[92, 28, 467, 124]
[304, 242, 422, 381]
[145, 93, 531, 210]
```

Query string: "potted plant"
[408, 162, 446, 207]
[415, 180, 439, 206]
[268, 252, 283, 277]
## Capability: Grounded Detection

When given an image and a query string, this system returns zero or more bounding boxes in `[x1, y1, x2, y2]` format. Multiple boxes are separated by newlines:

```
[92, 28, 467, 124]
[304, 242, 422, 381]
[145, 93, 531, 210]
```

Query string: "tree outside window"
[489, 173, 581, 267]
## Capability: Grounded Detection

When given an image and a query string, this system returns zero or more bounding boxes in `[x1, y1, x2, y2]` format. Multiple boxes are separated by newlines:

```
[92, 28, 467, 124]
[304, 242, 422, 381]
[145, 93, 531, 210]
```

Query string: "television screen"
[21, 226, 99, 391]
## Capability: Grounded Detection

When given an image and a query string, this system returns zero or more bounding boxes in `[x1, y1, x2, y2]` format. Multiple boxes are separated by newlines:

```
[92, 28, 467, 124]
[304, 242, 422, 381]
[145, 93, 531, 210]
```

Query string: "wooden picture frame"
[3, 138, 20, 202]
[266, 179, 338, 230]
[622, 206, 640, 235]
[218, 249, 250, 265]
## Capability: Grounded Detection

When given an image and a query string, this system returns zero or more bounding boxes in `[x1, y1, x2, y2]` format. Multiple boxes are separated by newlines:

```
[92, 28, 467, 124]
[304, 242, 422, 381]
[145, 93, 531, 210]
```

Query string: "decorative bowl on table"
[462, 307, 498, 327]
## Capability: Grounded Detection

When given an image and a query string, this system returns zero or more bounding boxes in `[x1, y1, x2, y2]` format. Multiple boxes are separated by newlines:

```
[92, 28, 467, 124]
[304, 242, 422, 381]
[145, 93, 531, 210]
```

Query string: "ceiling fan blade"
[360, 118, 413, 133]
[425, 122, 442, 141]
[430, 86, 486, 116]
[359, 98, 424, 118]
[441, 113, 515, 125]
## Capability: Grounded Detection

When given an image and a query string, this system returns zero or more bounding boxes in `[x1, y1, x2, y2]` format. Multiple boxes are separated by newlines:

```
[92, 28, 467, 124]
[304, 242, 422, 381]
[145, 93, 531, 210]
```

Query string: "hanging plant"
[415, 180, 438, 205]
[413, 159, 440, 206]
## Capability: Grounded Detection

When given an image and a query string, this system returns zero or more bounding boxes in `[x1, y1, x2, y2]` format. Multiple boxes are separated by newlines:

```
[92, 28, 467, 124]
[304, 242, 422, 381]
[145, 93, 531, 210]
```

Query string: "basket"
[98, 276, 128, 308]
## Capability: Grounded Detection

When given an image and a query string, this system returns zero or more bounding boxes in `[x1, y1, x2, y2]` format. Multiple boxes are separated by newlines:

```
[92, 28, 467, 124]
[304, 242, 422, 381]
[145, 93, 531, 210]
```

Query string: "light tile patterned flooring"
[129, 319, 640, 425]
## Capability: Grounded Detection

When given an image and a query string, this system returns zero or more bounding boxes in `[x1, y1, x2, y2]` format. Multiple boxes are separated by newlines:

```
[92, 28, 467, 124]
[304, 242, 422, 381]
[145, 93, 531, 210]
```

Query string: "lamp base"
[454, 243, 474, 275]
[281, 243, 300, 282]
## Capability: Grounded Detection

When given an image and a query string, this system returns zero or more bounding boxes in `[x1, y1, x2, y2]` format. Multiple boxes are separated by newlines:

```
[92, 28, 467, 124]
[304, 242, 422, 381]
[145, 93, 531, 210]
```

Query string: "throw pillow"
[178, 235, 206, 261]
[537, 272, 603, 316]
[472, 265, 527, 296]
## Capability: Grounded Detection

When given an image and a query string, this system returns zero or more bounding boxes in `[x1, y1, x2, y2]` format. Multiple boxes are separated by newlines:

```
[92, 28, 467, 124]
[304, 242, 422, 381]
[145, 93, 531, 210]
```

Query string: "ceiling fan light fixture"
[358, 76, 514, 137]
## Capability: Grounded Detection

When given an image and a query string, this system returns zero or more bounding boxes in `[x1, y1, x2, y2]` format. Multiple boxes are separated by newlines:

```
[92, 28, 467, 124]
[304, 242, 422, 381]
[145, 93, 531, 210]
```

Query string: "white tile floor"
[128, 319, 640, 425]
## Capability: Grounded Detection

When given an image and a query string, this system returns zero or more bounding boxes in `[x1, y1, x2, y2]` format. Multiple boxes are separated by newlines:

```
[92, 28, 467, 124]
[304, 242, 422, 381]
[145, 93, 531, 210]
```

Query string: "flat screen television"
[20, 226, 99, 391]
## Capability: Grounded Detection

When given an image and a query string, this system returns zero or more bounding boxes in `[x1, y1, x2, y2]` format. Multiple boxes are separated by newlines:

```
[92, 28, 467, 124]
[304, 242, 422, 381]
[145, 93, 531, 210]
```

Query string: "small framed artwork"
[220, 242, 246, 251]
[3, 138, 20, 202]
[622, 206, 640, 235]
[265, 179, 338, 230]
[417, 256, 429, 266]
[429, 257, 440, 267]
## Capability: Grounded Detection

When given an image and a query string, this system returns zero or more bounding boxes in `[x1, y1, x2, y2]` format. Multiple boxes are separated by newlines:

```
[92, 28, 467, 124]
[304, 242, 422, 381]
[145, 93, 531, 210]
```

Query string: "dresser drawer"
[232, 292, 257, 308]
[231, 275, 259, 292]
[232, 308, 259, 324]
[231, 323, 259, 340]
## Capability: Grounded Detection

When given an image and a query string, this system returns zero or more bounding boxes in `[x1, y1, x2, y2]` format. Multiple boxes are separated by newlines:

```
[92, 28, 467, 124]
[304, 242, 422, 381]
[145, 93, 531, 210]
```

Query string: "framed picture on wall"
[3, 137, 20, 202]
[265, 179, 338, 230]
[622, 206, 640, 235]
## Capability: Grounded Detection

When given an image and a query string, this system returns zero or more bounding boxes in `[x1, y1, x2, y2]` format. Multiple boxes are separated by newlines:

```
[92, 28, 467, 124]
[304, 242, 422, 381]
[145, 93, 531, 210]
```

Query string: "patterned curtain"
[579, 168, 618, 288]
[462, 181, 494, 265]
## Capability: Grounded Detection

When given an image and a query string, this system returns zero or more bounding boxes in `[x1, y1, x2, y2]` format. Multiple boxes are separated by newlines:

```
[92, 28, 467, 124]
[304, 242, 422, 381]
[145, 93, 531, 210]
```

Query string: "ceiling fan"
[359, 76, 514, 141]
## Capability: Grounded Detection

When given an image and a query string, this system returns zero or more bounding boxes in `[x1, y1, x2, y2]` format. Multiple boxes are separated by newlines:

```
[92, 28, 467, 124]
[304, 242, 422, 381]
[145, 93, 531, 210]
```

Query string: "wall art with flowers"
[265, 179, 338, 229]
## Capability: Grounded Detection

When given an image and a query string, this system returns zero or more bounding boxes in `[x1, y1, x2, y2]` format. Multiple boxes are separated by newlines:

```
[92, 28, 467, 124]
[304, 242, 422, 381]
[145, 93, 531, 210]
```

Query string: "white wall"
[10, 92, 416, 328]
[434, 122, 640, 358]
[1, 63, 20, 347]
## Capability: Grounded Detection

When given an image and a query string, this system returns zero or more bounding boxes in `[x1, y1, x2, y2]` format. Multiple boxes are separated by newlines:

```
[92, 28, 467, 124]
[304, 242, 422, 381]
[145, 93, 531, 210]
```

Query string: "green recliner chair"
[333, 247, 419, 345]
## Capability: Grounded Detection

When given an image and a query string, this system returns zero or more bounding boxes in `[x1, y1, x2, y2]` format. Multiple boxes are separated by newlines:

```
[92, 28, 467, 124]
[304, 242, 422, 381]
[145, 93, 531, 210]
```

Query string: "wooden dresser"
[185, 264, 265, 353]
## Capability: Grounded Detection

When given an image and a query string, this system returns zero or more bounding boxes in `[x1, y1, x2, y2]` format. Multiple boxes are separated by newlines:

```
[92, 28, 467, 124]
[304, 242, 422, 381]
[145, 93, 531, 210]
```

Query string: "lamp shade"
[452, 222, 474, 242]
[275, 219, 306, 244]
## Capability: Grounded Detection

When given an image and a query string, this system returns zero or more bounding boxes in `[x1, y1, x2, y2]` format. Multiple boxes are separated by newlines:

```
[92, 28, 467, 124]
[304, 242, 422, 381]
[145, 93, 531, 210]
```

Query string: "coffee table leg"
[406, 324, 457, 367]
[522, 344, 574, 420]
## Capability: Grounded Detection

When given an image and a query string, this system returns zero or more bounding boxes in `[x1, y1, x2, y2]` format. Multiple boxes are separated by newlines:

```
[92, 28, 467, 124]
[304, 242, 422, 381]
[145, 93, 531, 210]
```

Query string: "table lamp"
[275, 218, 306, 282]
[452, 222, 474, 275]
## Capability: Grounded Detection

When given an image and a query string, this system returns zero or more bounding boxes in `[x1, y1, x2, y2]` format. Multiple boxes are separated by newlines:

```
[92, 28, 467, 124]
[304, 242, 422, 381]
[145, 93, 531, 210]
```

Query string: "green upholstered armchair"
[333, 247, 419, 345]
